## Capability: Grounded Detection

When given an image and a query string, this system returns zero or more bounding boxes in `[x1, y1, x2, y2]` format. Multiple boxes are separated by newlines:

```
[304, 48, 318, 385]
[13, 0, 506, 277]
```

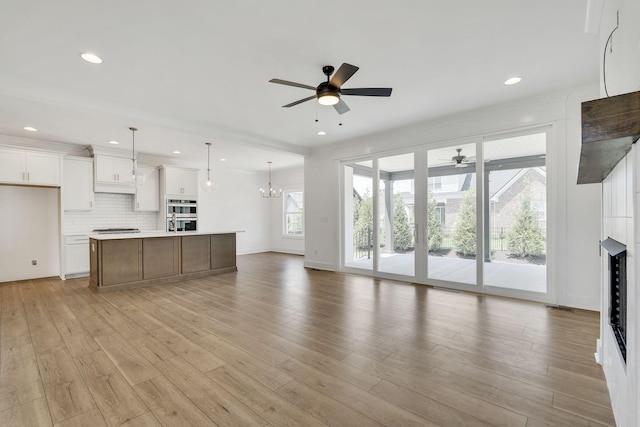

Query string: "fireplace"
[601, 237, 627, 363]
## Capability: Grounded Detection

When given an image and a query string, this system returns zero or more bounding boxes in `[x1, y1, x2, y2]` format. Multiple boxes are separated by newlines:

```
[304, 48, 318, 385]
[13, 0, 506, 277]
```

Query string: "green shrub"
[506, 181, 545, 257]
[427, 190, 443, 251]
[453, 189, 476, 256]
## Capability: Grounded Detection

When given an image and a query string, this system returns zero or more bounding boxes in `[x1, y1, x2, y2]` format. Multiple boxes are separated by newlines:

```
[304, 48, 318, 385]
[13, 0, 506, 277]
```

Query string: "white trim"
[271, 247, 305, 256]
[303, 260, 335, 271]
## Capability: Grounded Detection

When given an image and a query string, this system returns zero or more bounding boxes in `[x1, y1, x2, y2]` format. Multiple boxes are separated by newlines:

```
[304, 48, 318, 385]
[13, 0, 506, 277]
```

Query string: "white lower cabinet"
[65, 235, 89, 277]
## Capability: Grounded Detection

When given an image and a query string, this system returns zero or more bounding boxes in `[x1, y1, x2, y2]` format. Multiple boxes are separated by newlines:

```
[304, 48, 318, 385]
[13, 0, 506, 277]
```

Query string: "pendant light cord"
[129, 127, 137, 171]
[206, 142, 211, 180]
[603, 10, 619, 98]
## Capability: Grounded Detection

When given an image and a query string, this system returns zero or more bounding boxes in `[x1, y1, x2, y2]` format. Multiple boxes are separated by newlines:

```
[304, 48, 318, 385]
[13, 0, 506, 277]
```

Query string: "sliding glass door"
[343, 154, 416, 279]
[341, 127, 550, 300]
[482, 131, 547, 293]
[426, 143, 477, 286]
[377, 153, 415, 277]
[344, 161, 374, 272]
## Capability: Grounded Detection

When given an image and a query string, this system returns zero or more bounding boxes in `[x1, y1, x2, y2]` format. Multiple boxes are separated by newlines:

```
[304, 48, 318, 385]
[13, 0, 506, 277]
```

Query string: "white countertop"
[88, 230, 243, 240]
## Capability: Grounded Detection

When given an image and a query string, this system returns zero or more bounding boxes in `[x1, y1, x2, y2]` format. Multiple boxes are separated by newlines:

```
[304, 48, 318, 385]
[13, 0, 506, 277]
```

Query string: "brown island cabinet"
[89, 232, 238, 292]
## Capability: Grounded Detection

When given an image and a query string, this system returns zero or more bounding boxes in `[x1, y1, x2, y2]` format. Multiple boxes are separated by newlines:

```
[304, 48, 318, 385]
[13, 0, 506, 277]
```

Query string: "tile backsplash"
[63, 193, 159, 234]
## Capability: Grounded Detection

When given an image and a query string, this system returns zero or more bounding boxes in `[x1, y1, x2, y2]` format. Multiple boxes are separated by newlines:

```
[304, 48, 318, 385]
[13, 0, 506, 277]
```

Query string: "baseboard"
[64, 272, 90, 280]
[303, 260, 335, 271]
[594, 338, 602, 365]
[236, 247, 271, 255]
[271, 247, 305, 256]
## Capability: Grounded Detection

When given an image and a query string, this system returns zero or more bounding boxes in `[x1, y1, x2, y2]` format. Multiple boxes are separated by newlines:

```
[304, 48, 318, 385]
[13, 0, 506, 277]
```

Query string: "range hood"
[577, 90, 640, 184]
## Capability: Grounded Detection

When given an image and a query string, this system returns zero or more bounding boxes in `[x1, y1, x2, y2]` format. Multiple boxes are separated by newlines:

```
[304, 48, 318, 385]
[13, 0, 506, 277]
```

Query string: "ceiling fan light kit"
[269, 62, 392, 115]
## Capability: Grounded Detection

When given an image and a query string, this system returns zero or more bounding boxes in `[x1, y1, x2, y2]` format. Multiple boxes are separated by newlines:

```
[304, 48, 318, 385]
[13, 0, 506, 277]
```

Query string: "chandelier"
[260, 161, 281, 198]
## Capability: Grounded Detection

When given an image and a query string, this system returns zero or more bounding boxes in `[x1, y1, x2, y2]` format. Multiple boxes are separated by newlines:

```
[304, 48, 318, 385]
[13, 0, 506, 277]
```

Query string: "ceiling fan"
[269, 63, 392, 115]
[451, 148, 473, 168]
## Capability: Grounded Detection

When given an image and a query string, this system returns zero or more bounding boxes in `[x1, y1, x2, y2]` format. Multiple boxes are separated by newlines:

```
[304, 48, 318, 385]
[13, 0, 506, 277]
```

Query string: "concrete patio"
[345, 252, 546, 293]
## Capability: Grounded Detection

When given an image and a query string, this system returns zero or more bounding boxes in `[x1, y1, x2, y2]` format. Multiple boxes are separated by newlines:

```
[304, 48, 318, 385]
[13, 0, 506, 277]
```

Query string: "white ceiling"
[0, 1, 598, 172]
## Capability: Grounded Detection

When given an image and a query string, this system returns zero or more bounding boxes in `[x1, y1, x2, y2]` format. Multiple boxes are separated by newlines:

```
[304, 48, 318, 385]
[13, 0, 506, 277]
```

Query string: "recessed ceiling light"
[317, 131, 327, 135]
[172, 151, 181, 154]
[219, 158, 227, 162]
[81, 52, 103, 64]
[504, 76, 522, 85]
[23, 126, 37, 132]
[108, 140, 119, 145]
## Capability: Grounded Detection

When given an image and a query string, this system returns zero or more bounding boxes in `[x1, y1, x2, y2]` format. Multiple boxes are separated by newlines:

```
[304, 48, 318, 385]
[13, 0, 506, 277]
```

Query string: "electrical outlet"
[32, 260, 38, 266]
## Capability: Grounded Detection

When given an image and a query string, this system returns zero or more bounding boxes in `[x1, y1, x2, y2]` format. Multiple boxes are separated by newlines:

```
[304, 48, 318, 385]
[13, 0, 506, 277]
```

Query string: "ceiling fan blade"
[282, 95, 316, 108]
[269, 79, 316, 91]
[333, 99, 350, 115]
[329, 63, 359, 88]
[341, 88, 392, 97]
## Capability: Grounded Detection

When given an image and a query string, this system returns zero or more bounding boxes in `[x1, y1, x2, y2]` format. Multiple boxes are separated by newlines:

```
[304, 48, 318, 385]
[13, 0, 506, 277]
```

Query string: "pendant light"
[260, 161, 281, 198]
[128, 127, 146, 187]
[200, 142, 215, 192]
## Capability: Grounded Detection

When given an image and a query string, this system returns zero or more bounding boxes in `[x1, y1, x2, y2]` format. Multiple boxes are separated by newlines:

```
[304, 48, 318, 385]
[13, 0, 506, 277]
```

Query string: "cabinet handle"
[90, 201, 93, 208]
[22, 172, 25, 181]
[27, 172, 30, 181]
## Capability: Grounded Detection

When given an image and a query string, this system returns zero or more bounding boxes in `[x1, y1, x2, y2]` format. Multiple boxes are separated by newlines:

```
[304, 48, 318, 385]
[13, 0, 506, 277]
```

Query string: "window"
[284, 190, 304, 236]
[429, 176, 442, 191]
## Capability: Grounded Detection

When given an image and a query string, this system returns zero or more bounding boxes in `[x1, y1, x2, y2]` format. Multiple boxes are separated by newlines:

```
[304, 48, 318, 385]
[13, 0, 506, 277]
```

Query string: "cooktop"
[92, 228, 140, 234]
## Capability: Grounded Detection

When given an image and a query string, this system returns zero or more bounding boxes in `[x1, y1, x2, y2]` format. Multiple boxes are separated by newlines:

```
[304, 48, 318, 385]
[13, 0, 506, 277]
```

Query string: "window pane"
[427, 144, 477, 285]
[483, 132, 547, 293]
[344, 163, 374, 271]
[284, 191, 304, 236]
[378, 153, 415, 277]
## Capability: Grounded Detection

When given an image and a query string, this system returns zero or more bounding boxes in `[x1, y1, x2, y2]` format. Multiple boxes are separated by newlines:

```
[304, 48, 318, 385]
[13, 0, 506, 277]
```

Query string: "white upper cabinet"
[93, 153, 135, 194]
[95, 155, 133, 184]
[134, 165, 160, 211]
[63, 157, 94, 211]
[0, 147, 60, 186]
[161, 166, 199, 198]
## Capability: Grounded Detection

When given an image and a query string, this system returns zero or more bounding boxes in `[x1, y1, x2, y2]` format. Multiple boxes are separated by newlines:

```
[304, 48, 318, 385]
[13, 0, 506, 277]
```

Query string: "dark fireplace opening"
[601, 237, 627, 363]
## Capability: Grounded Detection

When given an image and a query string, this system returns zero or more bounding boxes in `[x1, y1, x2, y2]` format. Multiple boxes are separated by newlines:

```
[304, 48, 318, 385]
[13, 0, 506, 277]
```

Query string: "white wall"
[269, 167, 305, 255]
[197, 168, 271, 255]
[0, 186, 60, 282]
[304, 86, 602, 310]
[598, 1, 640, 425]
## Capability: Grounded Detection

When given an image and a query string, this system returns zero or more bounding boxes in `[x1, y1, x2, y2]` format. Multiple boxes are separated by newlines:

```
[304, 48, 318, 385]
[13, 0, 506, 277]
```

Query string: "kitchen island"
[89, 231, 238, 292]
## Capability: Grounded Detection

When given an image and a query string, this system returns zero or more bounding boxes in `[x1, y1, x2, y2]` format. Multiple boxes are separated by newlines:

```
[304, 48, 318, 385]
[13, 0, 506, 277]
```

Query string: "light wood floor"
[0, 252, 614, 426]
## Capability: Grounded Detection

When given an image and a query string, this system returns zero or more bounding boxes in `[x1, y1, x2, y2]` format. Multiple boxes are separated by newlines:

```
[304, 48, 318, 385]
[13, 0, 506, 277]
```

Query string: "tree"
[453, 189, 476, 256]
[352, 191, 414, 252]
[354, 192, 372, 234]
[393, 193, 413, 252]
[506, 181, 545, 257]
[427, 190, 443, 251]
